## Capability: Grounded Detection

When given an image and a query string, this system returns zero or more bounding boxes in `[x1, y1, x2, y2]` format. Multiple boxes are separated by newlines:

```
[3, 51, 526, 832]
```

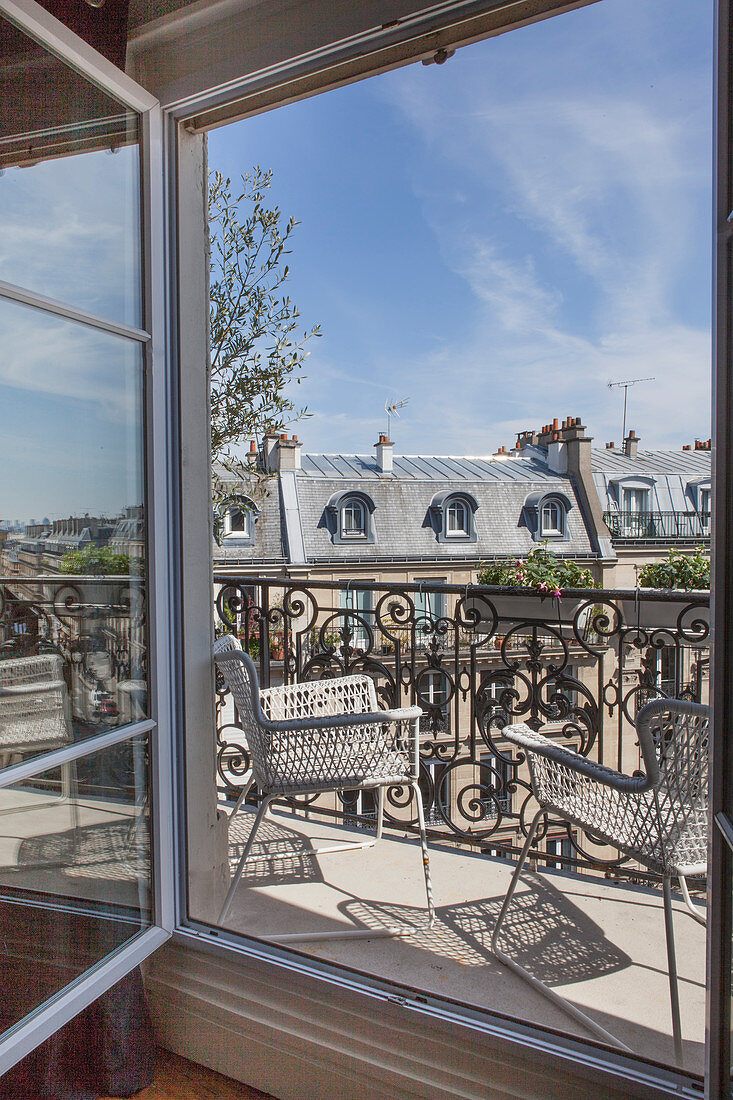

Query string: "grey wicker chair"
[0, 653, 77, 817]
[492, 698, 709, 1064]
[214, 635, 435, 939]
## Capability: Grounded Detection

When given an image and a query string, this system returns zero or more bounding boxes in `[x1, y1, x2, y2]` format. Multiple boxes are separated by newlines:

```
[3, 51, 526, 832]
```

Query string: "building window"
[327, 491, 376, 544]
[699, 487, 711, 532]
[413, 579, 446, 640]
[522, 490, 572, 542]
[417, 669, 450, 736]
[341, 497, 366, 538]
[222, 498, 256, 543]
[340, 586, 373, 649]
[540, 499, 564, 537]
[429, 491, 478, 543]
[479, 751, 512, 816]
[227, 506, 251, 537]
[546, 834, 574, 870]
[446, 499, 469, 536]
[419, 760, 450, 826]
[621, 487, 650, 536]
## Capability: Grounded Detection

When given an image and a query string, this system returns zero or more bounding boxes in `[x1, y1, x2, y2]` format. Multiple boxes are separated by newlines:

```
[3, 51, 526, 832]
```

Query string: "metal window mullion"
[0, 719, 156, 789]
[141, 102, 175, 935]
[0, 279, 151, 343]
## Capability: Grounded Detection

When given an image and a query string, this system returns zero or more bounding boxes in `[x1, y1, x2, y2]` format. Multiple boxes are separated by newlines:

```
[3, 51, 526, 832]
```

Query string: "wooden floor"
[100, 1048, 275, 1100]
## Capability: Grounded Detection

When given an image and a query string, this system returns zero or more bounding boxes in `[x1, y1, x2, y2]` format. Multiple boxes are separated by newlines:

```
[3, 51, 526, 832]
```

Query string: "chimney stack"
[276, 432, 302, 471]
[623, 430, 639, 458]
[606, 441, 615, 449]
[262, 430, 280, 472]
[693, 438, 712, 451]
[374, 434, 394, 474]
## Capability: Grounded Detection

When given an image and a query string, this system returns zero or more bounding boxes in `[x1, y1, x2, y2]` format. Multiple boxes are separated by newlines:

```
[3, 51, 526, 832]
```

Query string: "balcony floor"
[220, 805, 706, 1076]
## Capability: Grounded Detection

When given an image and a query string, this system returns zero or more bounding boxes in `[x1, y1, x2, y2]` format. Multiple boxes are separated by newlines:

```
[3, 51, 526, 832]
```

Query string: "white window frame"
[540, 499, 564, 537]
[223, 502, 252, 539]
[0, 0, 173, 1074]
[341, 497, 367, 538]
[445, 498, 469, 536]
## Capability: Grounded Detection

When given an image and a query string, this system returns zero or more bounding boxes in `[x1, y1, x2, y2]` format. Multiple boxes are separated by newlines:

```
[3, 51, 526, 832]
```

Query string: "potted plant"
[471, 546, 596, 626]
[622, 548, 710, 640]
[270, 631, 285, 660]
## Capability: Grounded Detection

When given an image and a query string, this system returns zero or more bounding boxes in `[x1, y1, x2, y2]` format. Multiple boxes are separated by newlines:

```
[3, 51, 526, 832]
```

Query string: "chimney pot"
[552, 418, 559, 430]
[249, 440, 256, 453]
[606, 442, 614, 449]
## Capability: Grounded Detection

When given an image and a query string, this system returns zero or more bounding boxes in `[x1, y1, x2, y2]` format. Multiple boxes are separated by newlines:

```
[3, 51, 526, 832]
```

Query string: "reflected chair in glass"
[214, 635, 435, 939]
[0, 653, 78, 819]
[491, 699, 709, 1065]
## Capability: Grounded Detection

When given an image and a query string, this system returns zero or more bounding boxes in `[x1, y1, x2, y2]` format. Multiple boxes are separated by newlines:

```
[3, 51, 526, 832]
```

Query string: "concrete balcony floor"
[220, 805, 707, 1076]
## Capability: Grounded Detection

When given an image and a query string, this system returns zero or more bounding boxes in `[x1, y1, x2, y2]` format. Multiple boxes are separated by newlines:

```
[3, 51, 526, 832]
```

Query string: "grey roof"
[214, 476, 286, 564]
[213, 452, 596, 567]
[591, 448, 711, 514]
[300, 452, 565, 484]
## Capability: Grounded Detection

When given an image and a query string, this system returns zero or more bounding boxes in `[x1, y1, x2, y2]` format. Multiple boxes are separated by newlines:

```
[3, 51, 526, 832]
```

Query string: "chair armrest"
[263, 706, 421, 735]
[0, 680, 66, 697]
[502, 722, 656, 794]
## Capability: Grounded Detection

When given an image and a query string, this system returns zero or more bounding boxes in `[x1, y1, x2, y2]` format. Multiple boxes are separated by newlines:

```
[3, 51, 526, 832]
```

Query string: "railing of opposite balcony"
[213, 576, 710, 878]
[603, 510, 711, 540]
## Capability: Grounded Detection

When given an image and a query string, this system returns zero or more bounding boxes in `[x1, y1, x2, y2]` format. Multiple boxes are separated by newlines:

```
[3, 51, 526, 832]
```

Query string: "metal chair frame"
[214, 635, 435, 940]
[492, 698, 709, 1065]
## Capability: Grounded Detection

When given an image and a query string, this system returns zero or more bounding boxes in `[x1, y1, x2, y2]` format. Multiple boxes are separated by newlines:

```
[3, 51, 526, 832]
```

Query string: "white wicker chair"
[492, 698, 709, 1064]
[0, 653, 77, 816]
[214, 635, 435, 939]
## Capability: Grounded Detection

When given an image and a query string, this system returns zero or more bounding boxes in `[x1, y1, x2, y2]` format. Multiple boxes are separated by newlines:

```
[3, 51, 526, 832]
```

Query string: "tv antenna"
[607, 377, 655, 445]
[385, 397, 410, 439]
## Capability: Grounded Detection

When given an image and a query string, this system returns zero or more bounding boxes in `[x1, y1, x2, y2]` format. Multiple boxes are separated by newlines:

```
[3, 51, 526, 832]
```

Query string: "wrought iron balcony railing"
[213, 574, 710, 880]
[603, 510, 711, 540]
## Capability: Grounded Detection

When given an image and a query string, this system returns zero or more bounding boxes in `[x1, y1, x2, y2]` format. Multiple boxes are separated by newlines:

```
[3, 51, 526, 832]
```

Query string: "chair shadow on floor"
[0, 817, 148, 884]
[225, 807, 326, 888]
[339, 872, 631, 983]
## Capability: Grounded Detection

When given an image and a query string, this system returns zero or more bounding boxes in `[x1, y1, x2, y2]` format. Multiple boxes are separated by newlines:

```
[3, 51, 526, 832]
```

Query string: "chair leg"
[376, 786, 385, 841]
[219, 794, 273, 923]
[228, 773, 255, 820]
[678, 874, 706, 927]
[490, 808, 633, 1054]
[663, 875, 684, 1066]
[411, 780, 435, 928]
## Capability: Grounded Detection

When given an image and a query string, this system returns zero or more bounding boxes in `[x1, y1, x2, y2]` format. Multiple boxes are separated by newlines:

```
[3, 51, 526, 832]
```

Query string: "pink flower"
[538, 582, 548, 592]
[553, 587, 562, 598]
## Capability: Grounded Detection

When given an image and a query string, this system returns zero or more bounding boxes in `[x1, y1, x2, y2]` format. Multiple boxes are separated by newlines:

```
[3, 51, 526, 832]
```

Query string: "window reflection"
[0, 734, 150, 1035]
[0, 297, 147, 756]
[0, 19, 141, 327]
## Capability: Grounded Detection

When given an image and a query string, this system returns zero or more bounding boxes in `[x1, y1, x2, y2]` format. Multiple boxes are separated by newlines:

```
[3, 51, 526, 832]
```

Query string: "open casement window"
[0, 0, 171, 1074]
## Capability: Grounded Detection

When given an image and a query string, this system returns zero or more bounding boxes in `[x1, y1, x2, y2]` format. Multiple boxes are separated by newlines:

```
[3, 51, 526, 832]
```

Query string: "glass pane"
[0, 296, 148, 759]
[0, 733, 150, 1037]
[0, 18, 141, 327]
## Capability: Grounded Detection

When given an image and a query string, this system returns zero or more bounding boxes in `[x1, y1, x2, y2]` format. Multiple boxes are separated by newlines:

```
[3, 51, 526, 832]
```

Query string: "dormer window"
[341, 497, 367, 538]
[222, 497, 257, 544]
[326, 491, 377, 545]
[523, 490, 572, 541]
[428, 491, 478, 544]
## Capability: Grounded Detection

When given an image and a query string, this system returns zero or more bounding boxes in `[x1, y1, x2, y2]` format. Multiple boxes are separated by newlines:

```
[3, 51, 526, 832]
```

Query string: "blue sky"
[209, 0, 713, 458]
